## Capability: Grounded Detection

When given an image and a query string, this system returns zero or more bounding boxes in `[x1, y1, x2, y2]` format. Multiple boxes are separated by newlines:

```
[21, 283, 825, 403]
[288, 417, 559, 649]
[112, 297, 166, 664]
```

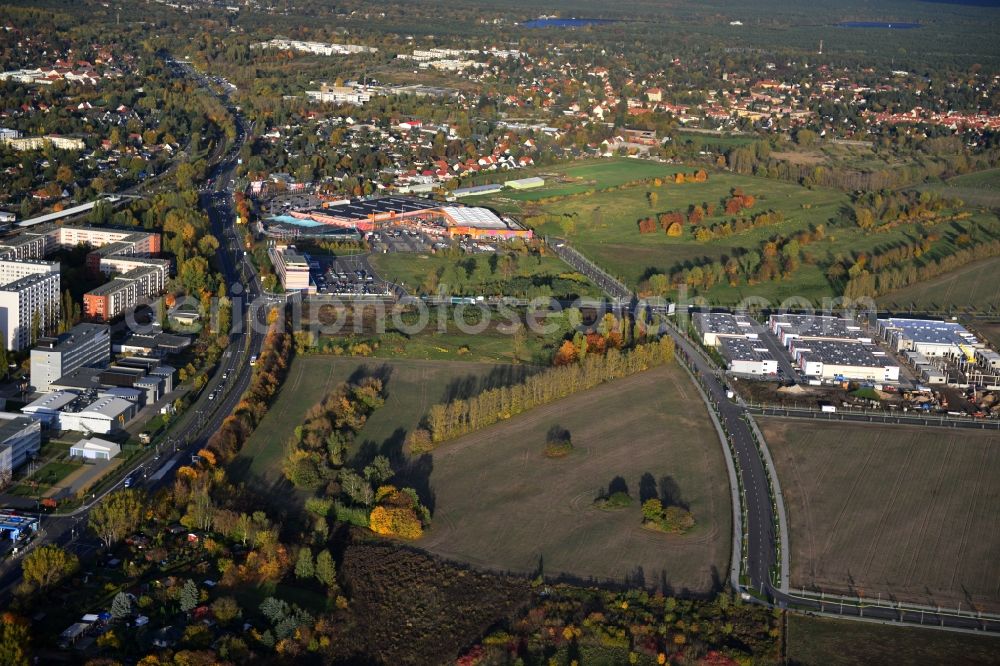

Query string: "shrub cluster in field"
[637, 187, 758, 236]
[282, 378, 431, 540]
[641, 498, 695, 534]
[543, 425, 573, 458]
[595, 491, 634, 510]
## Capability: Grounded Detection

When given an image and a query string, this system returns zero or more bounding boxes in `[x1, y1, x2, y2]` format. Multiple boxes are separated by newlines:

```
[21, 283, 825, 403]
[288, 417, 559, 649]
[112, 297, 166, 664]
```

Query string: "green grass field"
[367, 252, 599, 299]
[947, 168, 1000, 190]
[787, 613, 1000, 666]
[877, 255, 1000, 312]
[232, 357, 536, 487]
[370, 320, 550, 364]
[919, 168, 1000, 208]
[512, 166, 848, 299]
[764, 418, 1000, 612]
[419, 362, 731, 592]
[468, 156, 1000, 305]
[465, 157, 688, 204]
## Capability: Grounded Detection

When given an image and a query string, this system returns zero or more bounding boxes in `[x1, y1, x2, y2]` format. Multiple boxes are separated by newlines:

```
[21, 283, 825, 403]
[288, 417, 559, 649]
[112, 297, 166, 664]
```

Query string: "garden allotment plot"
[764, 418, 1000, 612]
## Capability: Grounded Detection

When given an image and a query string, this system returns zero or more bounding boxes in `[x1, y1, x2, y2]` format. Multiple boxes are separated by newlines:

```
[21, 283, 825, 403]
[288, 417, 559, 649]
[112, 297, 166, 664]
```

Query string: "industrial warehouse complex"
[692, 311, 1000, 392]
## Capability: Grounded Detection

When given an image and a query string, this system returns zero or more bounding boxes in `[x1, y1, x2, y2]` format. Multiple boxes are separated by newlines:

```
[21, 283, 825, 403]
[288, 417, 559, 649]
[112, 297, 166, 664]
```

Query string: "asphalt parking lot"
[311, 254, 391, 297]
[266, 193, 323, 214]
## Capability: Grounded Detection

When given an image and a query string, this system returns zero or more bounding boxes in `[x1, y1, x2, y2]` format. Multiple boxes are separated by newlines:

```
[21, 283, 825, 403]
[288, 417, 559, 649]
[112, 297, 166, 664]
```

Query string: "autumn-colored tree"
[666, 222, 683, 237]
[553, 340, 578, 366]
[369, 506, 423, 539]
[315, 549, 337, 589]
[0, 617, 29, 666]
[687, 206, 704, 225]
[21, 545, 78, 590]
[89, 489, 144, 549]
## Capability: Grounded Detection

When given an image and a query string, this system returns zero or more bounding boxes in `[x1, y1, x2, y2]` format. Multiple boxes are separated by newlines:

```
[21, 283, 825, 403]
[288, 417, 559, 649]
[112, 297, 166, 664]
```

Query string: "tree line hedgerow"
[407, 336, 676, 450]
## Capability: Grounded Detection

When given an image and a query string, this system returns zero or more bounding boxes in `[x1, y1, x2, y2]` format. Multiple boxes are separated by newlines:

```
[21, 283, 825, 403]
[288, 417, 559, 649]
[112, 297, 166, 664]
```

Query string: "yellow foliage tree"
[369, 506, 422, 540]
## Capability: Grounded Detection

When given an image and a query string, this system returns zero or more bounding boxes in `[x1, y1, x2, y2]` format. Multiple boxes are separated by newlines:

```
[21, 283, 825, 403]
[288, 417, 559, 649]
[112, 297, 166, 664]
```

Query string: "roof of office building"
[0, 415, 37, 440]
[23, 390, 79, 412]
[33, 323, 109, 353]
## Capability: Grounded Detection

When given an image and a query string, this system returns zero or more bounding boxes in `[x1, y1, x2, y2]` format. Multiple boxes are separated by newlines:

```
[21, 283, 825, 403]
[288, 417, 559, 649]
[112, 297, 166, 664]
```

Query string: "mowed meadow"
[763, 418, 1000, 612]
[877, 255, 1000, 312]
[232, 354, 731, 593]
[475, 158, 849, 303]
[420, 362, 731, 594]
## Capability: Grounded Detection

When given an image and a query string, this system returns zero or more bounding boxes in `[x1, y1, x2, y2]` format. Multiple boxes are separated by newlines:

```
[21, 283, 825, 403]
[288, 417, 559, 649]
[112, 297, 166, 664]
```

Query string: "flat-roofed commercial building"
[29, 323, 111, 392]
[718, 337, 778, 376]
[440, 207, 532, 240]
[768, 314, 869, 349]
[22, 390, 135, 434]
[285, 197, 533, 239]
[692, 312, 757, 347]
[876, 317, 981, 358]
[268, 245, 312, 292]
[789, 339, 900, 383]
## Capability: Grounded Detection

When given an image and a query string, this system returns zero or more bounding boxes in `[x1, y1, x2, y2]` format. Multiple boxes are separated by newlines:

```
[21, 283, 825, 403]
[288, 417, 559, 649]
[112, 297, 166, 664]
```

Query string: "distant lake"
[522, 18, 617, 28]
[838, 21, 922, 29]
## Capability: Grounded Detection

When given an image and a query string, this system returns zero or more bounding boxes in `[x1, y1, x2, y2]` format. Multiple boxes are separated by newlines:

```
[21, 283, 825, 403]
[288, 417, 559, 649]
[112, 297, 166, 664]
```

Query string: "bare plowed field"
[764, 418, 1000, 612]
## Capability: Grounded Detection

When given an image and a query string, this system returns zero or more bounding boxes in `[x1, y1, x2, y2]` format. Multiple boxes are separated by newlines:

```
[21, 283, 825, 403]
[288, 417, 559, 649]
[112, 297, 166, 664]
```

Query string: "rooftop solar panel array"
[315, 196, 446, 221]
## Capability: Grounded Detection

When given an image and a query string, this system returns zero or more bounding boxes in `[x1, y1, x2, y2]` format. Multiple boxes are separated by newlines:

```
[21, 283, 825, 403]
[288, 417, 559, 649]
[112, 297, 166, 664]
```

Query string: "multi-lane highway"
[0, 61, 264, 602]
